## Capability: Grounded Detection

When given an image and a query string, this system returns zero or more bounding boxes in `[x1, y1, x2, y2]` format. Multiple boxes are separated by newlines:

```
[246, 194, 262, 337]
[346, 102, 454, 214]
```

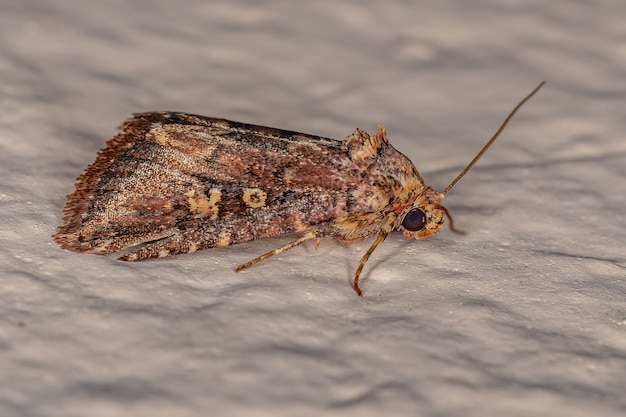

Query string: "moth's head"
[393, 82, 546, 242]
[395, 187, 450, 240]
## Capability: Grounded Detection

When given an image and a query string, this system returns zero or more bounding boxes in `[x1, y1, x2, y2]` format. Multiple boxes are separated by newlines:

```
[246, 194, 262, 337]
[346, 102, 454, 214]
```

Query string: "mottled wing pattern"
[54, 112, 392, 260]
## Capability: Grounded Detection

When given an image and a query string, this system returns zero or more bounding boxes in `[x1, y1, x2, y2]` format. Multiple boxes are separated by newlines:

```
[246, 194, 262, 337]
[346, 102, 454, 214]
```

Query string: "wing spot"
[186, 188, 222, 219]
[150, 126, 169, 146]
[243, 188, 267, 208]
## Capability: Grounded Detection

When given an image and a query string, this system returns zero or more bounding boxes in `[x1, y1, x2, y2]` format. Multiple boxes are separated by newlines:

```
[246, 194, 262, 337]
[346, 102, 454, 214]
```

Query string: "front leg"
[352, 214, 397, 296]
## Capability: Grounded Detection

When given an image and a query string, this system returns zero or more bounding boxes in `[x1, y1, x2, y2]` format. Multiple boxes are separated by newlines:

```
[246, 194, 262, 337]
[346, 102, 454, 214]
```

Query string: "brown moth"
[54, 82, 544, 296]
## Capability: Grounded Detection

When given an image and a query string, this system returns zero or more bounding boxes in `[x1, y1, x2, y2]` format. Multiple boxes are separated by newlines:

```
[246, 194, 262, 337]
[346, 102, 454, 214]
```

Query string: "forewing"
[54, 112, 384, 259]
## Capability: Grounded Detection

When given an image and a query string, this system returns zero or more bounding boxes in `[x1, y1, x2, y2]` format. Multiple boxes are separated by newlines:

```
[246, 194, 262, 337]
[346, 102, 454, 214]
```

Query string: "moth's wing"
[54, 112, 391, 260]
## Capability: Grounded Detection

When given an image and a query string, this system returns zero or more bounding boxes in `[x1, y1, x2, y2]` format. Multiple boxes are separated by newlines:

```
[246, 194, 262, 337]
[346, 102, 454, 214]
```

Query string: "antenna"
[442, 81, 545, 195]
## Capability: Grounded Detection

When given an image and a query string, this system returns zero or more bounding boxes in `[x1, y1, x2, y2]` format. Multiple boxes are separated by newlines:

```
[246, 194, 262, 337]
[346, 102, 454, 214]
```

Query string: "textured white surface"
[1, 1, 625, 416]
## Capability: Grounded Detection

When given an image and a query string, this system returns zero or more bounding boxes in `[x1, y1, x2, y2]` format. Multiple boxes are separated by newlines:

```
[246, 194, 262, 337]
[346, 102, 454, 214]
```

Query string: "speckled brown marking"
[54, 82, 544, 296]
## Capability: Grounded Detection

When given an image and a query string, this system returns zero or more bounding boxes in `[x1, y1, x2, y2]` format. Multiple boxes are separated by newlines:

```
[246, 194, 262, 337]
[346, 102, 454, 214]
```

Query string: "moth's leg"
[352, 215, 396, 297]
[235, 230, 321, 272]
[118, 233, 180, 261]
[117, 219, 239, 261]
[54, 215, 182, 255]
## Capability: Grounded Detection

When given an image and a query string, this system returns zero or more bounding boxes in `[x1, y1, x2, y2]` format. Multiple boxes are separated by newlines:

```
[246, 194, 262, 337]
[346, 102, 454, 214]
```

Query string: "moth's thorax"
[336, 125, 447, 242]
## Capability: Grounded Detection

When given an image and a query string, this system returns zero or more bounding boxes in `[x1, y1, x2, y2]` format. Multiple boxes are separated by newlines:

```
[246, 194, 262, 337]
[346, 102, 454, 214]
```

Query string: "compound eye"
[402, 208, 426, 231]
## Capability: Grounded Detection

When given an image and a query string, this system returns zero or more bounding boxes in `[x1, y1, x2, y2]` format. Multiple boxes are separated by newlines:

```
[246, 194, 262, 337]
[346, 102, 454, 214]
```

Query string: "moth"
[54, 82, 544, 296]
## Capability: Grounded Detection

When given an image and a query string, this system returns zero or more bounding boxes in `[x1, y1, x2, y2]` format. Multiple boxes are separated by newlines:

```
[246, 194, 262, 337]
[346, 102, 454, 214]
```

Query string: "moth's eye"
[402, 208, 426, 231]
